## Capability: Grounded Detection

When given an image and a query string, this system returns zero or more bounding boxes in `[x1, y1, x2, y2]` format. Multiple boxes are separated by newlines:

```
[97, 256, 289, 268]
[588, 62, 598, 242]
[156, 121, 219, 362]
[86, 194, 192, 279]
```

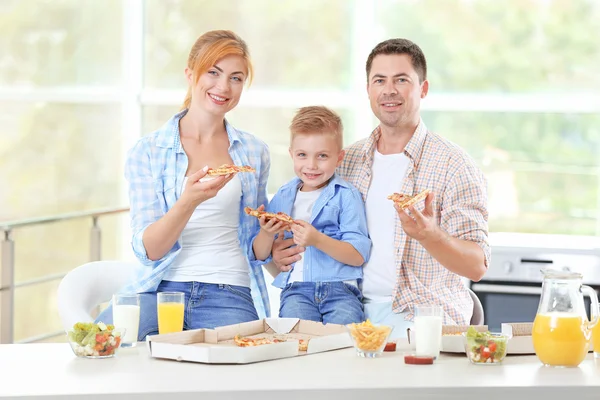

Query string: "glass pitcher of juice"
[532, 269, 599, 367]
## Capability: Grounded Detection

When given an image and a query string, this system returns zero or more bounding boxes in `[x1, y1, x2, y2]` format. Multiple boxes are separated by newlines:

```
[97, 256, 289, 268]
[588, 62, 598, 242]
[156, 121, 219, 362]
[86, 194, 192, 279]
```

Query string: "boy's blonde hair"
[289, 106, 343, 149]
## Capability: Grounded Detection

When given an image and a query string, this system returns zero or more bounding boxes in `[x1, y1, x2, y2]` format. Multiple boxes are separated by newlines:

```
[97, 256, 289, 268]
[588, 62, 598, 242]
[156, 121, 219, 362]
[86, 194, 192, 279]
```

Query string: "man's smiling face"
[367, 53, 428, 129]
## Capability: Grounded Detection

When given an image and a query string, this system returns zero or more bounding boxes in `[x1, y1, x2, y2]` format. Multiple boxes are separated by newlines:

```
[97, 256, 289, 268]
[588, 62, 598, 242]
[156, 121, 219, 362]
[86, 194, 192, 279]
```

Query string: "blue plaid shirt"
[121, 110, 271, 318]
[251, 174, 371, 289]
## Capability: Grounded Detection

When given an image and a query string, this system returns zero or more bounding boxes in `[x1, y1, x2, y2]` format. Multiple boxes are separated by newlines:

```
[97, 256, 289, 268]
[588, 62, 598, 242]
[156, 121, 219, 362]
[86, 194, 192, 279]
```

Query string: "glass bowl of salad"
[67, 322, 124, 358]
[463, 326, 510, 365]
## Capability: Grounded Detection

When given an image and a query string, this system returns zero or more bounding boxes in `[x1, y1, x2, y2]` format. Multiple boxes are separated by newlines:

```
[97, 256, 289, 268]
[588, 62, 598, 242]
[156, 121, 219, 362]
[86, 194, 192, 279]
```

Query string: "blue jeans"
[363, 301, 413, 339]
[95, 280, 259, 341]
[279, 281, 365, 325]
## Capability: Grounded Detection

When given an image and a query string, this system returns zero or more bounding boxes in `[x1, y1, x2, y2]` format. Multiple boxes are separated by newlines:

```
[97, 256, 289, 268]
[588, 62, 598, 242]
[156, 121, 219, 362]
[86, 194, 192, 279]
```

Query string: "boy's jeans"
[96, 280, 259, 341]
[279, 281, 365, 325]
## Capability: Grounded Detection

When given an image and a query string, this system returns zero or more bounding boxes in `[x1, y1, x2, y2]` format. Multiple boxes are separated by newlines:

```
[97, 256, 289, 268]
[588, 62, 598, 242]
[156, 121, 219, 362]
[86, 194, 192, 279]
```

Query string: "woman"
[97, 30, 271, 340]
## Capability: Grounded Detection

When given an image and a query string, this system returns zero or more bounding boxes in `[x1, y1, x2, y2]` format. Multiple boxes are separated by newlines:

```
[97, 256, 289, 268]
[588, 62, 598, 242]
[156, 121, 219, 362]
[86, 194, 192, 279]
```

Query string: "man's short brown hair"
[366, 38, 427, 83]
[289, 106, 343, 149]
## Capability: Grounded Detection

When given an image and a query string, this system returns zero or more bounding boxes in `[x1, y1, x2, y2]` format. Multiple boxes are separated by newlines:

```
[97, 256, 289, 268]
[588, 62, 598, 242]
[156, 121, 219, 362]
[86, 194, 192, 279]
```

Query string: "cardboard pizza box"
[501, 322, 593, 354]
[406, 325, 488, 353]
[501, 322, 535, 354]
[408, 322, 593, 355]
[146, 318, 353, 364]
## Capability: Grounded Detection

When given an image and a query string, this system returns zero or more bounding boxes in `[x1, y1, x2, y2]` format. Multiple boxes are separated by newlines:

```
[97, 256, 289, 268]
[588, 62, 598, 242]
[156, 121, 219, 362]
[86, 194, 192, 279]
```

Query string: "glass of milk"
[414, 305, 444, 359]
[112, 294, 140, 347]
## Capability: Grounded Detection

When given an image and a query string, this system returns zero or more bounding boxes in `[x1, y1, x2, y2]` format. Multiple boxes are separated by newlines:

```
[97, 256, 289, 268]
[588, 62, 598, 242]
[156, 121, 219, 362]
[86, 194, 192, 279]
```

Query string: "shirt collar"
[282, 173, 351, 193]
[155, 109, 242, 152]
[362, 118, 428, 166]
[403, 118, 428, 164]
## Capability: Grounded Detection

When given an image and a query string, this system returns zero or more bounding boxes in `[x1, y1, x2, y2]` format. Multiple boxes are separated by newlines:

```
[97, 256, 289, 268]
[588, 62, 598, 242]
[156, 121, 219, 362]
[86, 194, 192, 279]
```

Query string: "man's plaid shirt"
[338, 120, 490, 324]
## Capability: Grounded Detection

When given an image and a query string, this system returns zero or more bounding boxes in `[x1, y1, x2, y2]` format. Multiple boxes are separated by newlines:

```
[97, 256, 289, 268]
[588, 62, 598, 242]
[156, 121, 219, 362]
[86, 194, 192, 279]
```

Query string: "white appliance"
[470, 232, 600, 331]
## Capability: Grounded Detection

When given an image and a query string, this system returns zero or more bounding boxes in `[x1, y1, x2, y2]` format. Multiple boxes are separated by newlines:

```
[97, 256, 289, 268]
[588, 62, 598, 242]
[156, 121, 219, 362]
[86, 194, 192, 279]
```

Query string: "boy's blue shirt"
[249, 174, 371, 288]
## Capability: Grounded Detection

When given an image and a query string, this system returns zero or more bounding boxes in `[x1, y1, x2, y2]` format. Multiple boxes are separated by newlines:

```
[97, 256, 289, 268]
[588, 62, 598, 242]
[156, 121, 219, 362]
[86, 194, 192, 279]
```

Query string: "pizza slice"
[206, 164, 256, 176]
[298, 339, 309, 352]
[233, 334, 274, 347]
[244, 207, 295, 225]
[387, 189, 431, 210]
[233, 334, 310, 351]
[272, 335, 310, 351]
[387, 193, 410, 204]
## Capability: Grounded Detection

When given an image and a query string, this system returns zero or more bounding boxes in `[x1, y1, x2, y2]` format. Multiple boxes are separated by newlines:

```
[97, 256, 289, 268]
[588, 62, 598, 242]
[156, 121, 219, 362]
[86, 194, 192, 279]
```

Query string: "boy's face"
[289, 133, 344, 192]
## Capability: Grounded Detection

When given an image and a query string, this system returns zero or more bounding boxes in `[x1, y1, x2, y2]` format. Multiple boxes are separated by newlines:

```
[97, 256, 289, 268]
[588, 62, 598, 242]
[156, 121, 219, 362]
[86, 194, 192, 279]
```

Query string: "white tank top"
[362, 149, 410, 303]
[163, 174, 251, 287]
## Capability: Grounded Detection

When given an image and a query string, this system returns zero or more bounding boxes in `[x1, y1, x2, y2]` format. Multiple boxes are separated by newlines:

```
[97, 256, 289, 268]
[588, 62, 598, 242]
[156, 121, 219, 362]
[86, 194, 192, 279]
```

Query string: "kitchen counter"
[1, 342, 599, 399]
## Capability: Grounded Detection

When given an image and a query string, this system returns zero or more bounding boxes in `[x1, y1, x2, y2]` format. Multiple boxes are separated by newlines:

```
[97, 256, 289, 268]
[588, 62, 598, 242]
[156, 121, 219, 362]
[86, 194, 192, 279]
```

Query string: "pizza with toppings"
[233, 334, 310, 351]
[206, 164, 256, 176]
[244, 207, 295, 225]
[298, 339, 309, 352]
[387, 189, 431, 210]
[233, 335, 284, 347]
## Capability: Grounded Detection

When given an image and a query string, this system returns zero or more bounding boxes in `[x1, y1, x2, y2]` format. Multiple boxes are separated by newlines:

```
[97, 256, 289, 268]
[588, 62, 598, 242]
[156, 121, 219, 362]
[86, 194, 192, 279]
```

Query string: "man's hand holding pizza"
[394, 190, 440, 243]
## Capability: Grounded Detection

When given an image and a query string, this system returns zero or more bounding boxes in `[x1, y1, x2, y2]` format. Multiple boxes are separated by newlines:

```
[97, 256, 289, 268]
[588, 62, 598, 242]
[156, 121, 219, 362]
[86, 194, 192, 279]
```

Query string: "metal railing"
[0, 206, 129, 344]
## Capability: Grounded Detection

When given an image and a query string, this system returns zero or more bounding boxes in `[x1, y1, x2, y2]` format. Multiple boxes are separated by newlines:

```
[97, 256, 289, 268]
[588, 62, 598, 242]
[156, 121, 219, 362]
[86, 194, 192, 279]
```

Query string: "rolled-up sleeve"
[339, 187, 372, 264]
[247, 144, 273, 267]
[257, 144, 270, 215]
[440, 161, 491, 267]
[124, 140, 169, 266]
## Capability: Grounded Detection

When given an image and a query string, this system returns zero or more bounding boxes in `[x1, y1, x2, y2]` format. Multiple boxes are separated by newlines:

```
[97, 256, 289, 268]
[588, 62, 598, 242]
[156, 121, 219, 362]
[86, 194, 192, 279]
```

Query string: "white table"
[1, 342, 600, 400]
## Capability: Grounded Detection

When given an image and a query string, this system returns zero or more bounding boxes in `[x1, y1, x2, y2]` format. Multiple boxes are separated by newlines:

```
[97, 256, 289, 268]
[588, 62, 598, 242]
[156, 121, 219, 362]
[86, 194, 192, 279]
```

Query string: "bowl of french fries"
[346, 319, 393, 358]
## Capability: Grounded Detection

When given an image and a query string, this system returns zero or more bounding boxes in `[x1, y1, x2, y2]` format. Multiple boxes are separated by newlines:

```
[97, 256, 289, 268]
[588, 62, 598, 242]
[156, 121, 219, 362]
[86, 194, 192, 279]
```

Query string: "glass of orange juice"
[157, 292, 185, 334]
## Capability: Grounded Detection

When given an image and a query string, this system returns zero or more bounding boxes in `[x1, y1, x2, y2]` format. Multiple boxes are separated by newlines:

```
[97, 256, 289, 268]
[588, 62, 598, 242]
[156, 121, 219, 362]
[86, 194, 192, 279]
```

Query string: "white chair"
[468, 288, 484, 325]
[57, 260, 141, 331]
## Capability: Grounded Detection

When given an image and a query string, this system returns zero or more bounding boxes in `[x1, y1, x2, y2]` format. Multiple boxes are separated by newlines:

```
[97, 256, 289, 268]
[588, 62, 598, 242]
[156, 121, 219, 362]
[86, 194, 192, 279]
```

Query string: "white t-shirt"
[288, 187, 323, 283]
[163, 174, 251, 287]
[362, 149, 410, 303]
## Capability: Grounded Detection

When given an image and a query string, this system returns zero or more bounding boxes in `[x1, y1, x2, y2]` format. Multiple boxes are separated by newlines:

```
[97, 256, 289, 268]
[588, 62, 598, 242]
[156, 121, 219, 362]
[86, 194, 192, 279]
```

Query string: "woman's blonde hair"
[181, 30, 253, 110]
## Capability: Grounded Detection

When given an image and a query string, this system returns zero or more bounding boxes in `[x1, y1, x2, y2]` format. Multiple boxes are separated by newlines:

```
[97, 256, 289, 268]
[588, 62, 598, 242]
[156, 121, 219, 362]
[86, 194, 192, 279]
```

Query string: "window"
[376, 0, 600, 235]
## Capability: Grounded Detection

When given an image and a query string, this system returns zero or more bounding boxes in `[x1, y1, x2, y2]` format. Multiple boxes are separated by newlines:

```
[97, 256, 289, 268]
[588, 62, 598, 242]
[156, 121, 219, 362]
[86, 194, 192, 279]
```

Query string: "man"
[272, 38, 489, 334]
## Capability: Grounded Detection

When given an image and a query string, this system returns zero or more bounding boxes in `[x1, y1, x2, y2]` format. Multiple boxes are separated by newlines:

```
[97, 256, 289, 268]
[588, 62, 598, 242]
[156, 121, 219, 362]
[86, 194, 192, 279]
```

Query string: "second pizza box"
[146, 318, 353, 364]
[501, 322, 593, 354]
[407, 323, 593, 355]
[406, 325, 489, 353]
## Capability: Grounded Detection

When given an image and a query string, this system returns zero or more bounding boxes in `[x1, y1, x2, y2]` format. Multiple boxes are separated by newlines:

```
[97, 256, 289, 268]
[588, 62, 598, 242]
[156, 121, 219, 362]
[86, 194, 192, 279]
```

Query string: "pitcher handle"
[582, 285, 599, 329]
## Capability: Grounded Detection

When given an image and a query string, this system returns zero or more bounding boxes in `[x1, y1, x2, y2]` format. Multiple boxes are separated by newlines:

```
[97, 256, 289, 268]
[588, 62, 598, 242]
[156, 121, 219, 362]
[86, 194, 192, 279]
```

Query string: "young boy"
[251, 106, 371, 325]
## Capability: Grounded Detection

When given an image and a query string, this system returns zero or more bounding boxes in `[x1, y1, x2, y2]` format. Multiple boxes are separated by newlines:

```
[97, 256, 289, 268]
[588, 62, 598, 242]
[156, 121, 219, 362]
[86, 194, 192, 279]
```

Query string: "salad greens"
[68, 322, 121, 357]
[465, 326, 507, 364]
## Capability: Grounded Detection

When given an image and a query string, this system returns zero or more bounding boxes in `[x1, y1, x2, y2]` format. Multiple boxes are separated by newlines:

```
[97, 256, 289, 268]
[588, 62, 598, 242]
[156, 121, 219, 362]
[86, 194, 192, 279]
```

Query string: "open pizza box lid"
[146, 318, 353, 364]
